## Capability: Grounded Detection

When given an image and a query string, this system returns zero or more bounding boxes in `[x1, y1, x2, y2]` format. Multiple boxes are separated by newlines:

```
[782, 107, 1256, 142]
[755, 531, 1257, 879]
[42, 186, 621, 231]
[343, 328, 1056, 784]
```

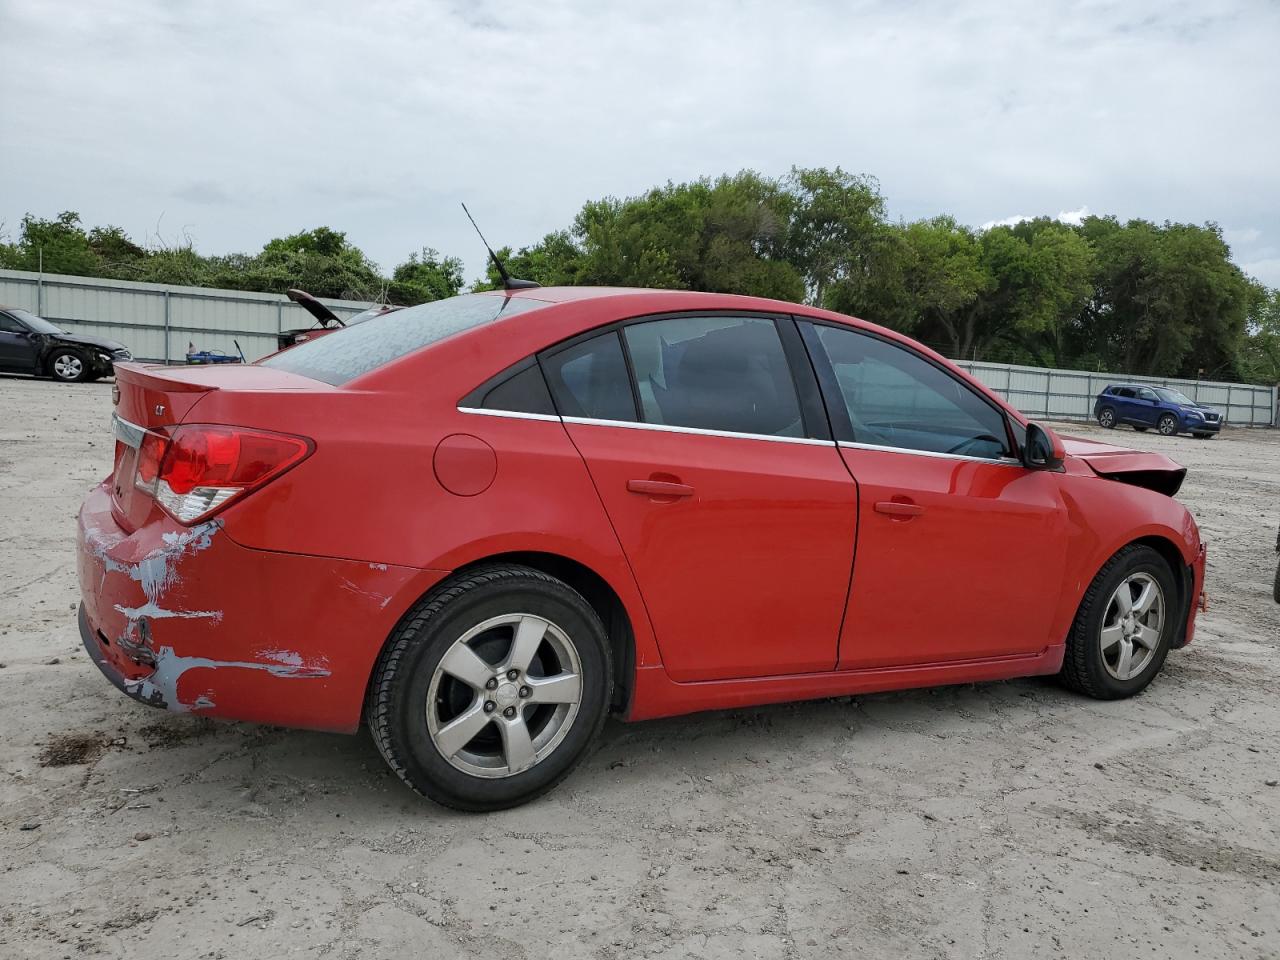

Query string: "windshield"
[1154, 387, 1195, 405]
[261, 293, 548, 385]
[7, 308, 63, 335]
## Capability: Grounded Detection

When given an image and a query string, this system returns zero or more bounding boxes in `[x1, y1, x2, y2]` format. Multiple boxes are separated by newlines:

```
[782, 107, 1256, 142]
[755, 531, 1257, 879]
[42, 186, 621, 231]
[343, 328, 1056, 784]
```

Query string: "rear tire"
[1158, 414, 1178, 436]
[48, 349, 90, 383]
[1059, 544, 1177, 700]
[366, 564, 612, 811]
[1098, 407, 1117, 429]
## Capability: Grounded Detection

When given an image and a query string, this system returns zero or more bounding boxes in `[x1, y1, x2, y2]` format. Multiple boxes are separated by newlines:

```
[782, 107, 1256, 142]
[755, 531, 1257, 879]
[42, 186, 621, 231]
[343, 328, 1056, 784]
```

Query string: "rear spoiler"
[113, 362, 217, 393]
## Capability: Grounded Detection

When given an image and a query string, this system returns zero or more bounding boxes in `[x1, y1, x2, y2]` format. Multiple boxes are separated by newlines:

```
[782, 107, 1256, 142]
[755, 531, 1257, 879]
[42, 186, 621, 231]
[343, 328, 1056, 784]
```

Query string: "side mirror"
[1023, 421, 1065, 470]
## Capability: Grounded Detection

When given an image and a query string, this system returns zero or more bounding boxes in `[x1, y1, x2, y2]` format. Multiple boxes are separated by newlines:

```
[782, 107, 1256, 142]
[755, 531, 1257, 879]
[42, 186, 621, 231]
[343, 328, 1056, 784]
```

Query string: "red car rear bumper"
[76, 481, 446, 732]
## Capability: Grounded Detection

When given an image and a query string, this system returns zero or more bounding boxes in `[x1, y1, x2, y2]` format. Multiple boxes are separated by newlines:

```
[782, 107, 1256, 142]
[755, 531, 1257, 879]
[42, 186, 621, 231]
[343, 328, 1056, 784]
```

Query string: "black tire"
[1059, 544, 1178, 700]
[47, 348, 91, 383]
[1157, 413, 1178, 436]
[1273, 558, 1280, 605]
[1133, 426, 1149, 432]
[366, 564, 612, 811]
[1098, 406, 1117, 429]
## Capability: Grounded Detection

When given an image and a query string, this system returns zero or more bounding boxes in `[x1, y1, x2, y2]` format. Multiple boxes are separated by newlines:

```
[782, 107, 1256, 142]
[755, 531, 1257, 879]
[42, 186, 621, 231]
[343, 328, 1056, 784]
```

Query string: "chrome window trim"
[561, 415, 835, 446]
[457, 406, 562, 423]
[837, 439, 1024, 467]
[112, 413, 146, 448]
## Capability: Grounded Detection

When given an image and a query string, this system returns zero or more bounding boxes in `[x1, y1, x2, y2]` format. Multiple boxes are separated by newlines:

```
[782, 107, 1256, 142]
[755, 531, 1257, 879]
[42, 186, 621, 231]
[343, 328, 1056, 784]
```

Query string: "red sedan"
[77, 287, 1206, 810]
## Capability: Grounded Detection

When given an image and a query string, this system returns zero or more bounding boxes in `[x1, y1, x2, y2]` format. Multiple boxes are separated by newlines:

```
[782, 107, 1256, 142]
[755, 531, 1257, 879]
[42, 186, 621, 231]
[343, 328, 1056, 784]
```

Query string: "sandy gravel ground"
[1, 373, 1278, 960]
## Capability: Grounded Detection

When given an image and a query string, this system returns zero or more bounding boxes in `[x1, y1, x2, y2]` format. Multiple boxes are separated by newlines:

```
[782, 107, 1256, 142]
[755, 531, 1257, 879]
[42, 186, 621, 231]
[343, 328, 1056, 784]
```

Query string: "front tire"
[1158, 414, 1179, 436]
[48, 349, 90, 383]
[367, 564, 612, 811]
[1098, 407, 1117, 429]
[1059, 544, 1177, 700]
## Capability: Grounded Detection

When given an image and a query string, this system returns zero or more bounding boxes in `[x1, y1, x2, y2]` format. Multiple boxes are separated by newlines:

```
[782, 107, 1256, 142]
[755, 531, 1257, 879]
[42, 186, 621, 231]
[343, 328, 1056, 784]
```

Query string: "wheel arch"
[376, 549, 640, 717]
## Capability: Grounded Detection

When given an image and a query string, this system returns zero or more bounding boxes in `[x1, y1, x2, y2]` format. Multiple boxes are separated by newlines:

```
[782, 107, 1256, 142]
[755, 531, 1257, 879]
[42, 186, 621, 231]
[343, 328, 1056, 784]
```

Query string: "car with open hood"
[1093, 383, 1224, 438]
[276, 288, 402, 351]
[76, 286, 1206, 810]
[0, 306, 132, 382]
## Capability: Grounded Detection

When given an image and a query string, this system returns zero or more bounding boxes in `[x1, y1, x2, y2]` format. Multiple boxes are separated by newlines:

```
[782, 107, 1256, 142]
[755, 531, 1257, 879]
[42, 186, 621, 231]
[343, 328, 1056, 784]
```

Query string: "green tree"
[1238, 284, 1280, 384]
[783, 167, 891, 309]
[1080, 217, 1251, 378]
[389, 248, 465, 304]
[2, 211, 100, 276]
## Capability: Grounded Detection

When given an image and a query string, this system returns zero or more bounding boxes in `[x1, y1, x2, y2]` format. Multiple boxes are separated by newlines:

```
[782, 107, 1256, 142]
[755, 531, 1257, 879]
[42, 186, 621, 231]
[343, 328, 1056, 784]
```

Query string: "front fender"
[1049, 466, 1200, 646]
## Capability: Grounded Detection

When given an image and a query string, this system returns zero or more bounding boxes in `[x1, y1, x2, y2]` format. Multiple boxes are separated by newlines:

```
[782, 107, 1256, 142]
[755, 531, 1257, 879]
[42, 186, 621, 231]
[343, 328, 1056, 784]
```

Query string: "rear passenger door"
[542, 314, 858, 682]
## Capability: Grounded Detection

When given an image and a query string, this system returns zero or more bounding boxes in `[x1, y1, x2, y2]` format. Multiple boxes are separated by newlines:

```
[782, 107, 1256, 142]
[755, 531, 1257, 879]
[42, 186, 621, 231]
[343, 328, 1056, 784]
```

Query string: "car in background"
[1093, 383, 1223, 438]
[78, 286, 1206, 811]
[277, 288, 402, 351]
[0, 306, 132, 382]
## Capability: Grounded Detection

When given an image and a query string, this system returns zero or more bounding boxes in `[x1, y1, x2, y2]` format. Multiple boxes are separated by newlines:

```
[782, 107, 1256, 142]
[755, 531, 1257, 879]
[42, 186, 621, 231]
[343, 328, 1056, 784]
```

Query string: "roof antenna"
[461, 202, 540, 291]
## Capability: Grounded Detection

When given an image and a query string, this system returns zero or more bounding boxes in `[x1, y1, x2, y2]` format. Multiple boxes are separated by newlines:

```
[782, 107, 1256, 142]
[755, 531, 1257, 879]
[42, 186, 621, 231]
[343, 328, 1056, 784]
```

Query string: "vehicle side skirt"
[624, 645, 1064, 722]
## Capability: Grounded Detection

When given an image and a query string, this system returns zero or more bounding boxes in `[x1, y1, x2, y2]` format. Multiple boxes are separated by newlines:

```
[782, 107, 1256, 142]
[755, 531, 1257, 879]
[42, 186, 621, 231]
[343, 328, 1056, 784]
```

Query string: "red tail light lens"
[144, 425, 312, 524]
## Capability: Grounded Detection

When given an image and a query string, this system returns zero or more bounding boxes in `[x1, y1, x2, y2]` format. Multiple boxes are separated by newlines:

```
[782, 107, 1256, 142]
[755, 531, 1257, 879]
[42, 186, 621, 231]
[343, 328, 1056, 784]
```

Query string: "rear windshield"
[261, 294, 548, 385]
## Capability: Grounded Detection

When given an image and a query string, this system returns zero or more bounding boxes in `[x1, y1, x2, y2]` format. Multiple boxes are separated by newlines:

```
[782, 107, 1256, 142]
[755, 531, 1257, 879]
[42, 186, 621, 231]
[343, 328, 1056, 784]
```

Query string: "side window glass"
[809, 324, 1010, 459]
[1114, 387, 1134, 399]
[1138, 388, 1157, 401]
[622, 316, 803, 437]
[480, 365, 556, 416]
[542, 331, 637, 422]
[0, 314, 24, 333]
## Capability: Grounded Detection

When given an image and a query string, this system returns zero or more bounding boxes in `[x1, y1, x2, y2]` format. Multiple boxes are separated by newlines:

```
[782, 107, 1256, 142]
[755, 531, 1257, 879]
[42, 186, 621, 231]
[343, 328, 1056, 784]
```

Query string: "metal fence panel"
[954, 359, 1277, 427]
[2, 267, 1275, 424]
[0, 268, 371, 363]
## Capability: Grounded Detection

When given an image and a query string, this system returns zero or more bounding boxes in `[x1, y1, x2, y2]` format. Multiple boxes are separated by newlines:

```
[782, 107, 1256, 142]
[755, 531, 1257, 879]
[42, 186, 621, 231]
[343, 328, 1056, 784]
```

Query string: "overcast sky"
[2, 0, 1278, 288]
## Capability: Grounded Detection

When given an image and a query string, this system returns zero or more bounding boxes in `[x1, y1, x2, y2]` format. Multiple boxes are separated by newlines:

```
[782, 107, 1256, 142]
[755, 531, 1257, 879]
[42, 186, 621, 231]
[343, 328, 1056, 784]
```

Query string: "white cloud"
[979, 206, 1090, 231]
[1, 0, 1277, 285]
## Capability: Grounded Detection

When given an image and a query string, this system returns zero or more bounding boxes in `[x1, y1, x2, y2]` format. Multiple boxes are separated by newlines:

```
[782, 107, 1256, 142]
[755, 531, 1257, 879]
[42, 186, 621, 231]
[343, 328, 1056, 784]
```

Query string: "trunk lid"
[109, 362, 326, 530]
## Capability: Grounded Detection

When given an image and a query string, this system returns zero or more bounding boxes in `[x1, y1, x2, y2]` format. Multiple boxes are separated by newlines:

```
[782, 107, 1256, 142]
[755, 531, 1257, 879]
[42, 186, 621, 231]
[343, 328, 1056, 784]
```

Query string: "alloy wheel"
[426, 613, 583, 778]
[1099, 408, 1115, 428]
[1099, 572, 1165, 681]
[1158, 415, 1178, 436]
[53, 353, 83, 380]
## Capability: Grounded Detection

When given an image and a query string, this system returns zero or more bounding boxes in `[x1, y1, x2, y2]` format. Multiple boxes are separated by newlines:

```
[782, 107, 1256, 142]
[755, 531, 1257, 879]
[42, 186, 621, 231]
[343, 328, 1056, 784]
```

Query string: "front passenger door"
[799, 322, 1069, 669]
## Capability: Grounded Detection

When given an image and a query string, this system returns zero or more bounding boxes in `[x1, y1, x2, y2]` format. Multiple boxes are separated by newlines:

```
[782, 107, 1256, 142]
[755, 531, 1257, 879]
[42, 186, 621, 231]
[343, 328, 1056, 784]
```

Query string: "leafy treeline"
[3, 169, 1277, 382]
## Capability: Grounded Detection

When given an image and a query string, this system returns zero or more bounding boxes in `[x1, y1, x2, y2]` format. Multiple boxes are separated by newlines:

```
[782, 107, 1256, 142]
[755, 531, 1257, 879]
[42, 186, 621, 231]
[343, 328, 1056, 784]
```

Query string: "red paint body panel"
[562, 421, 858, 681]
[77, 481, 447, 732]
[76, 287, 1207, 736]
[835, 447, 1068, 668]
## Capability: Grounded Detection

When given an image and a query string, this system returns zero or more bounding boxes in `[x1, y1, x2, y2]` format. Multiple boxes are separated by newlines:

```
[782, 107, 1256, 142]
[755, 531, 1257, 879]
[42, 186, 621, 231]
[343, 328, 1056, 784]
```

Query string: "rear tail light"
[134, 424, 312, 524]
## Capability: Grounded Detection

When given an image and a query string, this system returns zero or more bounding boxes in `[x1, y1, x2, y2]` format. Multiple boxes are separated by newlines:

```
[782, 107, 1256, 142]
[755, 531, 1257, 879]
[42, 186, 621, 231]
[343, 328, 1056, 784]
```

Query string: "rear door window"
[541, 331, 638, 422]
[621, 316, 804, 437]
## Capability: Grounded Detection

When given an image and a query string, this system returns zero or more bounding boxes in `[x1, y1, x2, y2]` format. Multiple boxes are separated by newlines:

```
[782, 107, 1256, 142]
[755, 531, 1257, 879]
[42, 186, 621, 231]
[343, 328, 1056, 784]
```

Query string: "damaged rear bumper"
[76, 481, 448, 732]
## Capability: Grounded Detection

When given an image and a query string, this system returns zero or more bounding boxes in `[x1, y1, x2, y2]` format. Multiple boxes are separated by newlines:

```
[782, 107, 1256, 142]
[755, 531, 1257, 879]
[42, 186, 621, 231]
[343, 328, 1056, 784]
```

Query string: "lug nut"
[503, 706, 517, 719]
[519, 686, 531, 699]
[485, 677, 499, 690]
[506, 669, 519, 681]
[484, 701, 496, 713]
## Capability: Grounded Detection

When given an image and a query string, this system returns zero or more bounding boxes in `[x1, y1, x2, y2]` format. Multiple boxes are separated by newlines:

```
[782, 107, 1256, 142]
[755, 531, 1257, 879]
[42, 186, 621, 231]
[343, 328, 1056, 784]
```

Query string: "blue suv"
[1093, 383, 1223, 438]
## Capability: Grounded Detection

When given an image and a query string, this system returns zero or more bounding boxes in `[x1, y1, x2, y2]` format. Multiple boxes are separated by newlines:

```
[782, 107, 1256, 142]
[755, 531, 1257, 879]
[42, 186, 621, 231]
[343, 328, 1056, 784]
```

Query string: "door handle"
[874, 500, 924, 518]
[627, 479, 694, 498]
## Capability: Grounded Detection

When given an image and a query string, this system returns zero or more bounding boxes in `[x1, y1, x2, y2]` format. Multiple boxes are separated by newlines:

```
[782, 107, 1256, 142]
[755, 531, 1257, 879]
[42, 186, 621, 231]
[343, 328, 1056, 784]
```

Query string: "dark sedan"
[0, 306, 131, 382]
